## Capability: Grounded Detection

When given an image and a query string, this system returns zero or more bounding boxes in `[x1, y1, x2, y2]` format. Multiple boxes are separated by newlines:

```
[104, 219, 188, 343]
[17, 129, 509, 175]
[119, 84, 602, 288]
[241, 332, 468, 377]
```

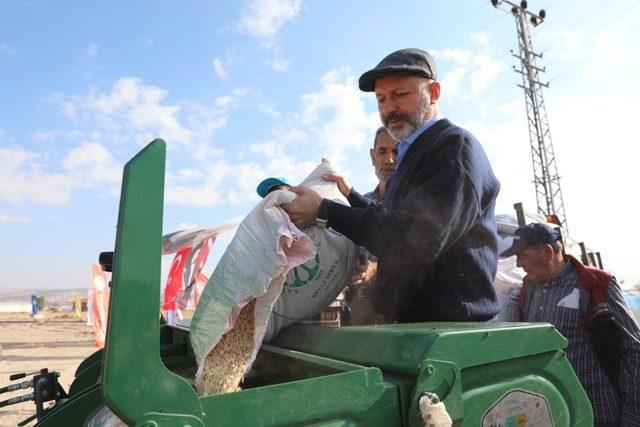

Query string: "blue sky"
[1, 0, 639, 291]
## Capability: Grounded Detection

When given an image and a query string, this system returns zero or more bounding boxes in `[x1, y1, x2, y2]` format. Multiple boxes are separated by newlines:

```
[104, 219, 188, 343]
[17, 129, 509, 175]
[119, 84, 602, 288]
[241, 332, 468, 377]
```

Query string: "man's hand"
[349, 256, 377, 286]
[323, 173, 352, 198]
[281, 186, 322, 229]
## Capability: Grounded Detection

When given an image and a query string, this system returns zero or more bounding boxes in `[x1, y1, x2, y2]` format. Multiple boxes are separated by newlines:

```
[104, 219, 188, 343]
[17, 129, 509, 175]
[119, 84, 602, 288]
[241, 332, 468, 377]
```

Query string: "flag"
[161, 224, 238, 322]
[91, 264, 109, 348]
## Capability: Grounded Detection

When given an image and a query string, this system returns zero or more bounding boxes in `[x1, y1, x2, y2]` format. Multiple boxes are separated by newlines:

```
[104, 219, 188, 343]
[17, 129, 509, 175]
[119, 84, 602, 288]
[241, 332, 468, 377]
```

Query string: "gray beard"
[384, 95, 432, 141]
[386, 122, 419, 141]
[375, 171, 392, 184]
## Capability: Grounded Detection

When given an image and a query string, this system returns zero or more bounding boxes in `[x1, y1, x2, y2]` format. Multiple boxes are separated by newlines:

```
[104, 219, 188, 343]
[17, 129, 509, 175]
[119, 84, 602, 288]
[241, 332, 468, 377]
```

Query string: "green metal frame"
[102, 139, 204, 425]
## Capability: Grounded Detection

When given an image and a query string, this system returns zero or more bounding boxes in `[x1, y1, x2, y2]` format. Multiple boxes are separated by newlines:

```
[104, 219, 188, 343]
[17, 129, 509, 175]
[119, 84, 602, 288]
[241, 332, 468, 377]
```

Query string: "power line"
[540, 1, 636, 55]
[548, 18, 640, 84]
[549, 0, 581, 22]
[422, 0, 489, 46]
[448, 6, 512, 48]
[549, 0, 640, 59]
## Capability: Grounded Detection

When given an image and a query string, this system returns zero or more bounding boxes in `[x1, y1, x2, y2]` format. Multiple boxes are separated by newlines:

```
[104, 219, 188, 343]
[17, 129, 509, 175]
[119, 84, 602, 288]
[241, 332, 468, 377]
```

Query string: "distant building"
[0, 301, 32, 313]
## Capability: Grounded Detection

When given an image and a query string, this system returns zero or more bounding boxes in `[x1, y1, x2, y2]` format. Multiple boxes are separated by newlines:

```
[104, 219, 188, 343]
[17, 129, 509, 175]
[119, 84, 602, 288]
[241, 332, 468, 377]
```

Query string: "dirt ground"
[0, 312, 97, 426]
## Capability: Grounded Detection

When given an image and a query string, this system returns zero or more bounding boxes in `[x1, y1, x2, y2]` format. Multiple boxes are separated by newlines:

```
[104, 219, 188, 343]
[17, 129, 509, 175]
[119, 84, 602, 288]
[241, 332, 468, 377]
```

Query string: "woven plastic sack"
[190, 159, 355, 394]
[264, 161, 355, 341]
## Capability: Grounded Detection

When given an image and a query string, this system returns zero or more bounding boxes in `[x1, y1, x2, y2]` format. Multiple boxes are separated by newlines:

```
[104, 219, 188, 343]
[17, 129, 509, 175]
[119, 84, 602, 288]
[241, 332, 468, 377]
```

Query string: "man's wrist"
[315, 198, 329, 228]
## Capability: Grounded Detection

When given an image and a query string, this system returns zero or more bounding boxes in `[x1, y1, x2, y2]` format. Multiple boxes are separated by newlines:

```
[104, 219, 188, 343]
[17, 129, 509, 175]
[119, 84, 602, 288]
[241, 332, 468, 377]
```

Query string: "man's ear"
[429, 81, 441, 104]
[543, 244, 555, 260]
[370, 148, 375, 165]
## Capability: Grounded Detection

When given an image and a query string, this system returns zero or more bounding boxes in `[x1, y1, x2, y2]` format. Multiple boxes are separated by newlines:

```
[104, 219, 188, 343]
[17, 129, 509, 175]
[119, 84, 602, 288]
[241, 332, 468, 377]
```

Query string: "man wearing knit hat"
[283, 48, 501, 322]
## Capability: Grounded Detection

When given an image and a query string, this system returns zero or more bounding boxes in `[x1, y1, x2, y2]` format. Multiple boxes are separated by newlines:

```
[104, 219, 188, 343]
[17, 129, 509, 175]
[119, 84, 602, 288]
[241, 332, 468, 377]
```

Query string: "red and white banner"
[162, 224, 237, 322]
[90, 264, 110, 348]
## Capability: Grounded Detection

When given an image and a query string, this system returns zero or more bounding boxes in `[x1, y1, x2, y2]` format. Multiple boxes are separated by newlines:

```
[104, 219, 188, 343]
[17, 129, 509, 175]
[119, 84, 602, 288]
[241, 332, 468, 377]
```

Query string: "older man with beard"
[335, 127, 396, 324]
[283, 48, 501, 322]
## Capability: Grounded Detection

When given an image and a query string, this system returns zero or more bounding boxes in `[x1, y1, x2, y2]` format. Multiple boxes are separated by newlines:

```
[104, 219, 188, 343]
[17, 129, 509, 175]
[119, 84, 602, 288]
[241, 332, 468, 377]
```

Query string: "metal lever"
[0, 393, 34, 408]
[9, 371, 39, 381]
[0, 380, 32, 395]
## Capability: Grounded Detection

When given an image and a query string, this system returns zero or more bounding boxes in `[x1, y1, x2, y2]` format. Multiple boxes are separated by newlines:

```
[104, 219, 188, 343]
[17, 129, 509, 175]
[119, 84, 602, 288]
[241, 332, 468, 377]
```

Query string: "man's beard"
[383, 96, 431, 141]
[375, 167, 394, 183]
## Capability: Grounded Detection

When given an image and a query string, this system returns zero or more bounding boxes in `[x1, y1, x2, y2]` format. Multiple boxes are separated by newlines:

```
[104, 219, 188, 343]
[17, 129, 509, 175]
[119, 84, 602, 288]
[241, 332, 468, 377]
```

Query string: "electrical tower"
[491, 0, 568, 230]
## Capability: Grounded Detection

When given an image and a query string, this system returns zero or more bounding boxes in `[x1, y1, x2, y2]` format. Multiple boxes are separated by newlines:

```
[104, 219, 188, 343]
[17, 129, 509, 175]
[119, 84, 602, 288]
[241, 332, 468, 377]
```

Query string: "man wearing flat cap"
[283, 48, 501, 322]
[503, 223, 640, 426]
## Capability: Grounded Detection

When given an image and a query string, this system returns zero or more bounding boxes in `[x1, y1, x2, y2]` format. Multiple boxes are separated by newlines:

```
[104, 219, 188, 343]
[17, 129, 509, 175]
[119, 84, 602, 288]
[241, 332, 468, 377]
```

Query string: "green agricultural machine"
[10, 140, 594, 426]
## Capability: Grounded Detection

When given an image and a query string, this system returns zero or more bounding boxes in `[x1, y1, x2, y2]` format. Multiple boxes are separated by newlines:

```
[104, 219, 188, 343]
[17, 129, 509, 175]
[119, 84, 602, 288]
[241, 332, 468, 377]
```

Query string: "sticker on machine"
[482, 389, 553, 427]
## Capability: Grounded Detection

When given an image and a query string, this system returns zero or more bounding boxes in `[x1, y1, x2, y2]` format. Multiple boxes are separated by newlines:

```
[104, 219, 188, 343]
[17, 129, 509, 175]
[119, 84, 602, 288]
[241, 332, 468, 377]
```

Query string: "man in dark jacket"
[283, 48, 501, 322]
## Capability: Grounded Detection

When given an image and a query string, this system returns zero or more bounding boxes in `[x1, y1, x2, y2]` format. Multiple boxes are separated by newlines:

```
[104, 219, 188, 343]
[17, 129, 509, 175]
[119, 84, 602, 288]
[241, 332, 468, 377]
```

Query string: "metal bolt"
[426, 365, 435, 375]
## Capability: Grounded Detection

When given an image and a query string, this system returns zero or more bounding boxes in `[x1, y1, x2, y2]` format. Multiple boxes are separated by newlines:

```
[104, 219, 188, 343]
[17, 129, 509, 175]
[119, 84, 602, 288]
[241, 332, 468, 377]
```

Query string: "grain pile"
[197, 299, 256, 395]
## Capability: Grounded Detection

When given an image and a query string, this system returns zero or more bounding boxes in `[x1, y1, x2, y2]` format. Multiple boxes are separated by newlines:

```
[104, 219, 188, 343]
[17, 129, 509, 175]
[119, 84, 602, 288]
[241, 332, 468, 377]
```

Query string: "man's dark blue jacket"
[324, 118, 501, 322]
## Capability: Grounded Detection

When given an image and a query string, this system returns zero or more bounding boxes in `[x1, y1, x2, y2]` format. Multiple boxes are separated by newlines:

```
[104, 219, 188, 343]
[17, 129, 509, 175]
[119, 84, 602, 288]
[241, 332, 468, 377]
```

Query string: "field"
[0, 312, 97, 427]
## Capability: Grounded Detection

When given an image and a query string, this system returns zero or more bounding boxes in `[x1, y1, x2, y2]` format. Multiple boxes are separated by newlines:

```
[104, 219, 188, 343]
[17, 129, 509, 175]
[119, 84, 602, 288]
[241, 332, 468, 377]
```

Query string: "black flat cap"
[359, 48, 438, 92]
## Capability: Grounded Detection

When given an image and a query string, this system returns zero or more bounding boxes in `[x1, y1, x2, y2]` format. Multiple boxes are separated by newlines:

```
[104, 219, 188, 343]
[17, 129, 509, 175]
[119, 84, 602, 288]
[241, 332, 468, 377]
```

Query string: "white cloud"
[433, 48, 472, 65]
[85, 43, 98, 58]
[32, 129, 63, 143]
[238, 0, 302, 39]
[0, 148, 75, 206]
[469, 54, 506, 94]
[258, 103, 281, 119]
[0, 42, 15, 56]
[0, 212, 30, 223]
[471, 31, 490, 47]
[62, 142, 121, 187]
[432, 45, 506, 98]
[265, 156, 316, 185]
[441, 67, 466, 95]
[249, 140, 283, 158]
[192, 142, 226, 161]
[50, 78, 244, 153]
[298, 67, 378, 167]
[0, 141, 123, 208]
[140, 36, 154, 45]
[171, 168, 206, 182]
[269, 56, 291, 71]
[214, 95, 233, 108]
[237, 0, 301, 69]
[164, 160, 270, 207]
[212, 58, 228, 80]
[53, 77, 192, 146]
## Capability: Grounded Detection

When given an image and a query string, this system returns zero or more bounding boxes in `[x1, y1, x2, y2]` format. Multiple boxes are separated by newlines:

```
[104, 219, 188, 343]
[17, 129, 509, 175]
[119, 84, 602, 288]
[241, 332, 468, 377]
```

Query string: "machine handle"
[0, 393, 33, 408]
[9, 371, 39, 381]
[0, 380, 32, 395]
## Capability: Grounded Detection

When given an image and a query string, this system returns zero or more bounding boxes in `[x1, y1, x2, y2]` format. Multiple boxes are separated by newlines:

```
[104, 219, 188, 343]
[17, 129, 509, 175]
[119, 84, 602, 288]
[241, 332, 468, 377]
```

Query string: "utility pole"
[491, 0, 568, 230]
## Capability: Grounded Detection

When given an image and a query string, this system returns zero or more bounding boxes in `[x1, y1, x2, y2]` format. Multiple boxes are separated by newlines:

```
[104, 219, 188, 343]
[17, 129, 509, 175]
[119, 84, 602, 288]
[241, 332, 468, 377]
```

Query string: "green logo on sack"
[284, 251, 320, 288]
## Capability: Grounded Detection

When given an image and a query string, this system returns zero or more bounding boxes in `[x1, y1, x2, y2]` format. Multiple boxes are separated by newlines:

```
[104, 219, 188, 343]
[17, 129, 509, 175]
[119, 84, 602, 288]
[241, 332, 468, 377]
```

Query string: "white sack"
[190, 159, 355, 384]
[190, 190, 315, 379]
[494, 256, 525, 321]
[265, 160, 356, 341]
[494, 221, 525, 321]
